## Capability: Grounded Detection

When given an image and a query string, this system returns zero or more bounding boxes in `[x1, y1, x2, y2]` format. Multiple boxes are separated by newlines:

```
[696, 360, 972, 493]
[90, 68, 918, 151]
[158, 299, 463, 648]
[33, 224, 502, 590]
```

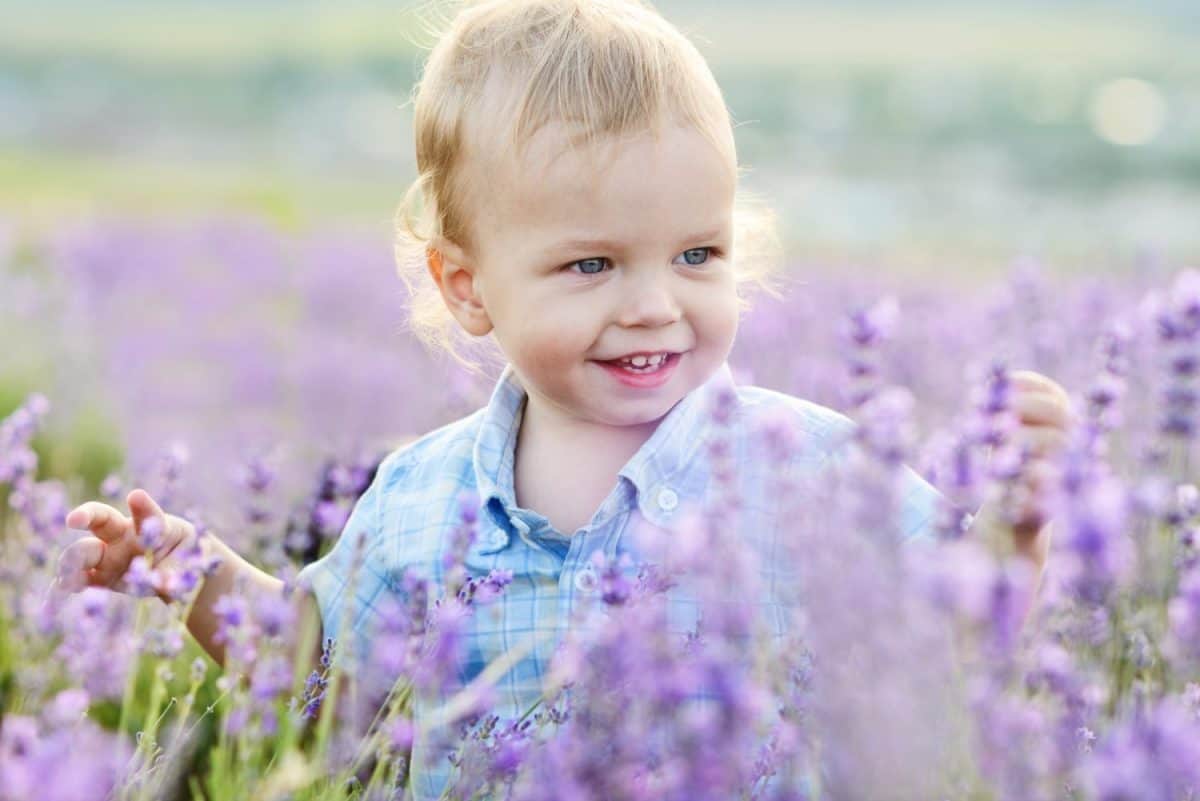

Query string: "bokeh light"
[1089, 77, 1168, 146]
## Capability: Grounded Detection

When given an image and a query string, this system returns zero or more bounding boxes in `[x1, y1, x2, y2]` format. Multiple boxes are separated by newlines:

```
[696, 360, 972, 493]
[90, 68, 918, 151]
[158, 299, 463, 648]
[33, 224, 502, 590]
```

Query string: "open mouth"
[594, 351, 684, 387]
[601, 351, 677, 374]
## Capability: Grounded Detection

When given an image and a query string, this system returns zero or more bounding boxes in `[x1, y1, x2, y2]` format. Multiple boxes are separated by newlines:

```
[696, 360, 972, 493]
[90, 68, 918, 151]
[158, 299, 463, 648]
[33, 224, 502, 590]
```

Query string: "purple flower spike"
[139, 516, 165, 552]
[123, 556, 161, 598]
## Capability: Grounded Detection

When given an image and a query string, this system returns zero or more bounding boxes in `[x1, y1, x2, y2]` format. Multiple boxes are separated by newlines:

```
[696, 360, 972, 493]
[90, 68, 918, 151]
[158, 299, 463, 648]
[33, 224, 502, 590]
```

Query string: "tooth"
[631, 355, 649, 367]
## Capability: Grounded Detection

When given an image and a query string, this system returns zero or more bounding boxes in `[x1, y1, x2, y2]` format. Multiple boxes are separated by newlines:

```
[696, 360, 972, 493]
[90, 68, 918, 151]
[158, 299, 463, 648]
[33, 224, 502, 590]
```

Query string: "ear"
[427, 239, 493, 337]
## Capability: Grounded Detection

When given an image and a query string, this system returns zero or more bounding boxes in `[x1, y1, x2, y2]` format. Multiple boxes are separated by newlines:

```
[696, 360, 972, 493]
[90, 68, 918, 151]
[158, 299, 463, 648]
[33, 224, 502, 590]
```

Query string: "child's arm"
[987, 370, 1070, 627]
[57, 489, 324, 673]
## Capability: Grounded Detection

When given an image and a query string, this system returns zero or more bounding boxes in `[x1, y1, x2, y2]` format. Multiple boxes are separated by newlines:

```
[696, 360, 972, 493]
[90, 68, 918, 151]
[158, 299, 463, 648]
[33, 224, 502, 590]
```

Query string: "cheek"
[698, 284, 741, 344]
[508, 307, 593, 370]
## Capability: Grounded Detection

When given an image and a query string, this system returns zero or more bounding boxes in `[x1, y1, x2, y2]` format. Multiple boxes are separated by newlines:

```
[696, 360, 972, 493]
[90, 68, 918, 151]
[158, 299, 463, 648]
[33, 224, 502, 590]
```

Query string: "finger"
[127, 488, 177, 557]
[1016, 425, 1069, 459]
[58, 537, 105, 575]
[1010, 460, 1056, 529]
[1010, 391, 1071, 430]
[1018, 457, 1058, 492]
[64, 502, 131, 544]
[127, 488, 166, 527]
[1010, 371, 1070, 407]
[55, 538, 105, 593]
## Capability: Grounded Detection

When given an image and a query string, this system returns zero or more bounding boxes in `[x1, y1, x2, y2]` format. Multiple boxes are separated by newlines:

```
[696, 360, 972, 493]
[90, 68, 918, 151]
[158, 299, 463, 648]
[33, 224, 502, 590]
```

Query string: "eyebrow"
[546, 226, 726, 254]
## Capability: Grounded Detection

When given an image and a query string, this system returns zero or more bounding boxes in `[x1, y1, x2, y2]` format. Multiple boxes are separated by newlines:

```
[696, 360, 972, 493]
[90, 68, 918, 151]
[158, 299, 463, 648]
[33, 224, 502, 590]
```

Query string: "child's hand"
[54, 488, 195, 599]
[1007, 370, 1073, 560]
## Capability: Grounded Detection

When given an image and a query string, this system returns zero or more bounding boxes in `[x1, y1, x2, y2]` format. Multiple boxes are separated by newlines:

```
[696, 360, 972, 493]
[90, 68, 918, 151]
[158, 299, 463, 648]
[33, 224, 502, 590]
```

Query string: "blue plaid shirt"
[297, 361, 941, 799]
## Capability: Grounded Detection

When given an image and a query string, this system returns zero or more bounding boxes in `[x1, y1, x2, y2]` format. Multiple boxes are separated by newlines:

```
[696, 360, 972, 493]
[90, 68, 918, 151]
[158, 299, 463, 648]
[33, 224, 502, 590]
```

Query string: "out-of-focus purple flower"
[1082, 696, 1200, 801]
[854, 385, 916, 466]
[0, 714, 132, 801]
[224, 703, 249, 737]
[313, 499, 351, 538]
[755, 407, 803, 469]
[1087, 321, 1131, 433]
[987, 558, 1037, 654]
[250, 655, 294, 702]
[911, 539, 1033, 654]
[52, 589, 134, 699]
[138, 515, 164, 552]
[924, 428, 984, 541]
[1184, 684, 1200, 720]
[236, 455, 276, 494]
[190, 657, 208, 685]
[443, 490, 480, 596]
[0, 395, 50, 488]
[588, 551, 635, 607]
[468, 568, 514, 606]
[416, 598, 471, 693]
[300, 657, 330, 722]
[361, 571, 432, 702]
[212, 593, 248, 642]
[253, 590, 297, 638]
[1154, 271, 1200, 439]
[329, 462, 372, 497]
[99, 473, 123, 500]
[1167, 564, 1200, 669]
[12, 478, 69, 554]
[146, 441, 191, 507]
[149, 522, 219, 603]
[143, 625, 185, 658]
[42, 688, 90, 729]
[123, 555, 161, 598]
[388, 717, 415, 751]
[969, 675, 1055, 800]
[840, 297, 899, 410]
[1051, 441, 1135, 606]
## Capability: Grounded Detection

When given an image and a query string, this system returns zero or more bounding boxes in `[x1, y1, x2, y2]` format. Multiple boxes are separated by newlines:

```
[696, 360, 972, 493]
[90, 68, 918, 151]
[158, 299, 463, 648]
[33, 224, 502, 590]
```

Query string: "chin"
[596, 393, 685, 428]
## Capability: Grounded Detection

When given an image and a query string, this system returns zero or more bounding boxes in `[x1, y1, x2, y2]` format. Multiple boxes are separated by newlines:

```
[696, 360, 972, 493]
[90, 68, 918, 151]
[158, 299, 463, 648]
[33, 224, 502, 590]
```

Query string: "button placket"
[573, 565, 598, 593]
[656, 486, 679, 512]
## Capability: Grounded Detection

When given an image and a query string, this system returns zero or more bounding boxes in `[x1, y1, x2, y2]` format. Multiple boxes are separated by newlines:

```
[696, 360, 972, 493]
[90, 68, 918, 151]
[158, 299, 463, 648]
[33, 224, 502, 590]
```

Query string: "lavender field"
[2, 212, 1200, 800]
[4, 0, 1200, 798]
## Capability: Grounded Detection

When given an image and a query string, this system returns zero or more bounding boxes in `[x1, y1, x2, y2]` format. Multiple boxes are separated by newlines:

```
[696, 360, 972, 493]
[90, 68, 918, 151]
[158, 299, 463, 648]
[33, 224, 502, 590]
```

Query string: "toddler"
[55, 0, 1070, 797]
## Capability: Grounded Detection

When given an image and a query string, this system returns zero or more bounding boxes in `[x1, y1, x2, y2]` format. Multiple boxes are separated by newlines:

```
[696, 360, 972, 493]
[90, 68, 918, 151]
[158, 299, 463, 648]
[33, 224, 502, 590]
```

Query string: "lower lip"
[595, 352, 682, 389]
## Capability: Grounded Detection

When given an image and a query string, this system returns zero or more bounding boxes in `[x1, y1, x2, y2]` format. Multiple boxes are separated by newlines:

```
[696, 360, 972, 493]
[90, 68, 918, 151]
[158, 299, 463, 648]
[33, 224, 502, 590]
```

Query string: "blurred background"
[5, 0, 1198, 269]
[1, 0, 1198, 513]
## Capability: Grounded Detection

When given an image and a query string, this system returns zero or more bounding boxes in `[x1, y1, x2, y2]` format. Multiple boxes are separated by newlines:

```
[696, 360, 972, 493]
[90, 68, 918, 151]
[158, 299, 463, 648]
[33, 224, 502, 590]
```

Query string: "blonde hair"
[394, 0, 784, 373]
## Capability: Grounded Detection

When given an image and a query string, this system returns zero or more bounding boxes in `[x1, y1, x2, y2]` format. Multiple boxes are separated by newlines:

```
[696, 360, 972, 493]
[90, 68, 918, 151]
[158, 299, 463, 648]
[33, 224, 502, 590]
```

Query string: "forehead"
[473, 121, 738, 244]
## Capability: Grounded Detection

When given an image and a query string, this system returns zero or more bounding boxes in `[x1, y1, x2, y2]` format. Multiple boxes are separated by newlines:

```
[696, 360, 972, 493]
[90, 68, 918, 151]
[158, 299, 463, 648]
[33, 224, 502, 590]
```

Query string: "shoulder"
[342, 409, 487, 568]
[733, 384, 942, 543]
[733, 384, 857, 462]
[371, 408, 486, 494]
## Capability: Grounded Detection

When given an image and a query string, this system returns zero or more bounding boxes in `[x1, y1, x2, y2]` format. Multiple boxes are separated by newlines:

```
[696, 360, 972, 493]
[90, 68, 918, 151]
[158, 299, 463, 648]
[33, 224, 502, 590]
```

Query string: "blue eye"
[679, 247, 712, 266]
[570, 258, 609, 275]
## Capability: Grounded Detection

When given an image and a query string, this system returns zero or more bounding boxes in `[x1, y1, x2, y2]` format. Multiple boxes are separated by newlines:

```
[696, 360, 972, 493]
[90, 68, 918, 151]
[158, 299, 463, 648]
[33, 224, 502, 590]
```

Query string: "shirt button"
[574, 566, 598, 593]
[656, 486, 679, 512]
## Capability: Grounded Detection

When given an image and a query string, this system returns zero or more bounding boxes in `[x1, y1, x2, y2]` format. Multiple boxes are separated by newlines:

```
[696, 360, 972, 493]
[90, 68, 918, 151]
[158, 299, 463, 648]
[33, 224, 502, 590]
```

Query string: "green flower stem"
[117, 602, 149, 737]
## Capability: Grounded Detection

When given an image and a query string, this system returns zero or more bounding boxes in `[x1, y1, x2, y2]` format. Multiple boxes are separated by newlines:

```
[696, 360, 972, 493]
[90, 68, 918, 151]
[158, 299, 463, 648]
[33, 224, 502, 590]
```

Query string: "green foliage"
[0, 374, 124, 495]
[0, 599, 13, 721]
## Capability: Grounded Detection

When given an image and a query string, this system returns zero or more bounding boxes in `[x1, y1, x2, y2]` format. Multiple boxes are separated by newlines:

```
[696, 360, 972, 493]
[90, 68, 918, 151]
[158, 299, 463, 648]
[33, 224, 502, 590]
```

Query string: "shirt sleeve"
[897, 463, 942, 546]
[810, 418, 943, 547]
[296, 452, 403, 664]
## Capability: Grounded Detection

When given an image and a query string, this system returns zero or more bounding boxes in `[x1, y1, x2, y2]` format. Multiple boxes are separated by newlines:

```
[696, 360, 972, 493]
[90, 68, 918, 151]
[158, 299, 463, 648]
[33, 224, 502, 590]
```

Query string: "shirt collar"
[473, 361, 736, 539]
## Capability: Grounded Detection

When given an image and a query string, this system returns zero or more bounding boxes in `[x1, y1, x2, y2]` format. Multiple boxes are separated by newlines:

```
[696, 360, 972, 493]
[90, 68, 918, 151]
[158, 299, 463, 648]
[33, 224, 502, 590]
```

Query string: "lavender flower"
[1082, 697, 1200, 801]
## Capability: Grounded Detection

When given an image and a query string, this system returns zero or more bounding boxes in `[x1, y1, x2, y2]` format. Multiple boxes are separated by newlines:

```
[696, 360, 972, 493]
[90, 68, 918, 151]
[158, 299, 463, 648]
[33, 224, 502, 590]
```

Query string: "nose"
[616, 272, 682, 328]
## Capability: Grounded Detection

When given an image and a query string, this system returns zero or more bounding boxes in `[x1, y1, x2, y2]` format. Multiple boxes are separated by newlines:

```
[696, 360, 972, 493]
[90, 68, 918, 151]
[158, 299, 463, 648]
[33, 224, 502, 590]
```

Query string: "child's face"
[439, 121, 739, 429]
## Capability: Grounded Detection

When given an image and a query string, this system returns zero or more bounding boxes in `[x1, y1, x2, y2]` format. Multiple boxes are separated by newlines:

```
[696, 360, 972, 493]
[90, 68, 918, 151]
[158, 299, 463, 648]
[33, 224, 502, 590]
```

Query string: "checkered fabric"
[297, 361, 941, 799]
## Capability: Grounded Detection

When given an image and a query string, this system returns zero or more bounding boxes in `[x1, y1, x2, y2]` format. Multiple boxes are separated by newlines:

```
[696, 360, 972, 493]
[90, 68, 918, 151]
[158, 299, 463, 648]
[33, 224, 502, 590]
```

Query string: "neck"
[517, 392, 662, 470]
